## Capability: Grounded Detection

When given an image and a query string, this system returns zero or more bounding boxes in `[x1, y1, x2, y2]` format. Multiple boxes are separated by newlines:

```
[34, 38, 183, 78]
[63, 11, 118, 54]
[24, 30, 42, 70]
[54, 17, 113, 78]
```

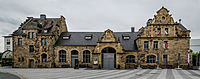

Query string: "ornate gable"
[100, 29, 118, 42]
[151, 7, 175, 24]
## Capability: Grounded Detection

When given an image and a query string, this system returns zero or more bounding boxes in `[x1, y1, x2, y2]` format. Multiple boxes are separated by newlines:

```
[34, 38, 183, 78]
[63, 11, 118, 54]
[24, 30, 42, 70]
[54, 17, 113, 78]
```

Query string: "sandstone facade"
[12, 7, 192, 69]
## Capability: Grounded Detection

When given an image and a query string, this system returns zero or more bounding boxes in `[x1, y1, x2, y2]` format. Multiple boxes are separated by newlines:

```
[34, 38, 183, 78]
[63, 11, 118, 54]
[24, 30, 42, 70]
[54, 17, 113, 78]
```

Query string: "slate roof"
[178, 23, 187, 31]
[13, 17, 60, 35]
[55, 32, 139, 51]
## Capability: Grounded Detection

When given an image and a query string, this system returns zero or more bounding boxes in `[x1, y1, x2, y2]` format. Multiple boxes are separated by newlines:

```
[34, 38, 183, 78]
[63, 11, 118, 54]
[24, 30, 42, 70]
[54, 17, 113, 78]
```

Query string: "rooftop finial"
[179, 19, 181, 23]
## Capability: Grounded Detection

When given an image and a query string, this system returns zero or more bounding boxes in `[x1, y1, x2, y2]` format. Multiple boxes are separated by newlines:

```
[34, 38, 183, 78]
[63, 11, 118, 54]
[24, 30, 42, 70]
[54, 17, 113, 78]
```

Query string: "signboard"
[93, 61, 98, 65]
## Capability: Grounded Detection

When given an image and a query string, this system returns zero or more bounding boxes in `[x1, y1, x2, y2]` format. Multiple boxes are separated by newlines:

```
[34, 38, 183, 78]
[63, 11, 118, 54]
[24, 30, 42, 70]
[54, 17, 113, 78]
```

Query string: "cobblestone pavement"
[0, 67, 200, 79]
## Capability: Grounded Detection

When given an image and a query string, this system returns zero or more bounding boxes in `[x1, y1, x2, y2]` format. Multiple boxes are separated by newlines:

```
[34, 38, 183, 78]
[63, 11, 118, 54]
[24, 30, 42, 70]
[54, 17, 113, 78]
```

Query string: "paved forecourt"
[0, 67, 200, 79]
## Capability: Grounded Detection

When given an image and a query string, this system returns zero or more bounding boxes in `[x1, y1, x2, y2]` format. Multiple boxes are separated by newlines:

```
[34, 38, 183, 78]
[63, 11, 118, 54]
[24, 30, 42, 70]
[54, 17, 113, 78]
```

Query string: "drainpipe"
[137, 52, 141, 69]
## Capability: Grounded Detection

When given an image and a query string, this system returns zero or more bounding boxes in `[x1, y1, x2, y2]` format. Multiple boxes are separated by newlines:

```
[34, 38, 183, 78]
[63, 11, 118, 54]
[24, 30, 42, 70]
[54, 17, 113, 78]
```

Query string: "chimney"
[40, 14, 46, 20]
[131, 27, 135, 32]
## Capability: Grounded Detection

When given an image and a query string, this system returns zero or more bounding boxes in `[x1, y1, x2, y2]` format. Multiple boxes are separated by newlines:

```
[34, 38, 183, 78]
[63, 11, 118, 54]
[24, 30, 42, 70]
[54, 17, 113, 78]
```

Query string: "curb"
[0, 71, 26, 79]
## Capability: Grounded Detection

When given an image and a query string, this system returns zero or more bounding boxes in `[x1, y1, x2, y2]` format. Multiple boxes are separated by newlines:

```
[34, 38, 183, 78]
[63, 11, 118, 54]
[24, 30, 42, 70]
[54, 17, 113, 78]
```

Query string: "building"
[1, 34, 13, 66]
[12, 7, 192, 69]
[3, 35, 13, 51]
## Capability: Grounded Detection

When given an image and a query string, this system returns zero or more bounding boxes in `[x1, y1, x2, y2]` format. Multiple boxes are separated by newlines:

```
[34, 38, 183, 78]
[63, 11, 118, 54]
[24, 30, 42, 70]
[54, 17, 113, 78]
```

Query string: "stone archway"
[101, 47, 116, 69]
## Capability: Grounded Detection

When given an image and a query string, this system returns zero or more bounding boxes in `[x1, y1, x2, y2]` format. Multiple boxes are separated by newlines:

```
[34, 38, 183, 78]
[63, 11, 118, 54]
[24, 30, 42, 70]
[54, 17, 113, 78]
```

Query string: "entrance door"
[29, 60, 34, 68]
[71, 50, 79, 68]
[163, 55, 167, 67]
[71, 55, 78, 68]
[103, 53, 115, 69]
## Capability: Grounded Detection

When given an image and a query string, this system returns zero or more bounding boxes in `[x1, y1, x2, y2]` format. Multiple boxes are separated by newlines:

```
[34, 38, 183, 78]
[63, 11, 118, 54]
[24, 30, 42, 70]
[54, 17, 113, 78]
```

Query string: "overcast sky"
[0, 0, 199, 52]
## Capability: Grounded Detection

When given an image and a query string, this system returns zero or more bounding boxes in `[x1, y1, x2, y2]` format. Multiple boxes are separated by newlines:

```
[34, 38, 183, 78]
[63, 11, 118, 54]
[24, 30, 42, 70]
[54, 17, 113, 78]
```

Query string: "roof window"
[85, 34, 92, 40]
[122, 34, 130, 40]
[63, 35, 71, 40]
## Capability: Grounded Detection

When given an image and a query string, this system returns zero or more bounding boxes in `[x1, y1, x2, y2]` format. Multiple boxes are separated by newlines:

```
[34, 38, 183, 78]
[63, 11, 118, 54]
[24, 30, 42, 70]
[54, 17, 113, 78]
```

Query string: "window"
[154, 41, 158, 49]
[22, 57, 24, 62]
[157, 28, 161, 35]
[126, 55, 135, 63]
[18, 58, 21, 62]
[164, 41, 168, 49]
[85, 35, 92, 40]
[45, 38, 47, 46]
[85, 36, 92, 40]
[122, 34, 130, 40]
[165, 28, 168, 34]
[41, 38, 47, 46]
[41, 38, 44, 46]
[41, 54, 47, 63]
[28, 32, 31, 38]
[144, 41, 149, 49]
[18, 38, 22, 46]
[83, 50, 90, 63]
[29, 45, 34, 53]
[63, 36, 69, 40]
[123, 36, 130, 40]
[147, 55, 156, 63]
[32, 32, 35, 38]
[6, 46, 10, 50]
[6, 39, 10, 45]
[63, 34, 71, 40]
[162, 16, 165, 20]
[59, 50, 66, 63]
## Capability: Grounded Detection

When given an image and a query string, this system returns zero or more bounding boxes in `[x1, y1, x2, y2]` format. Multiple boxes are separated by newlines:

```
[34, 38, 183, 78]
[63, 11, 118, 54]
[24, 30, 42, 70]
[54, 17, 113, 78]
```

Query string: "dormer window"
[63, 35, 71, 40]
[44, 30, 48, 33]
[85, 35, 92, 40]
[122, 34, 130, 40]
[123, 36, 130, 40]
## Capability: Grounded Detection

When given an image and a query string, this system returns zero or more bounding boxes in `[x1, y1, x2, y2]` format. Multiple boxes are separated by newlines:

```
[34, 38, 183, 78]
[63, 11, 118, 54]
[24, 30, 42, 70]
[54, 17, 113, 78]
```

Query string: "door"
[29, 60, 34, 68]
[163, 55, 167, 67]
[71, 55, 78, 68]
[103, 53, 115, 69]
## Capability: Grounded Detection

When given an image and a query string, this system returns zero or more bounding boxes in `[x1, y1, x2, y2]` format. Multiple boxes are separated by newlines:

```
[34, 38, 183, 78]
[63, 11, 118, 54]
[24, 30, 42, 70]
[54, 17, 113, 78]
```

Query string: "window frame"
[147, 55, 156, 63]
[126, 55, 135, 63]
[29, 45, 34, 53]
[59, 50, 66, 63]
[153, 41, 158, 49]
[144, 41, 149, 49]
[83, 50, 90, 63]
[18, 38, 22, 46]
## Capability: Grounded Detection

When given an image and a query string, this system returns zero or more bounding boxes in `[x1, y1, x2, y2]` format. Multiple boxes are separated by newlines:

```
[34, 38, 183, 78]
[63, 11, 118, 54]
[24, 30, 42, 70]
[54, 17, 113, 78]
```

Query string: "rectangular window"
[41, 38, 47, 46]
[28, 32, 31, 38]
[29, 45, 34, 53]
[154, 41, 158, 49]
[41, 38, 44, 46]
[45, 38, 47, 46]
[165, 28, 168, 34]
[144, 41, 149, 49]
[164, 41, 168, 49]
[157, 28, 161, 35]
[32, 32, 35, 38]
[7, 41, 10, 45]
[18, 38, 22, 46]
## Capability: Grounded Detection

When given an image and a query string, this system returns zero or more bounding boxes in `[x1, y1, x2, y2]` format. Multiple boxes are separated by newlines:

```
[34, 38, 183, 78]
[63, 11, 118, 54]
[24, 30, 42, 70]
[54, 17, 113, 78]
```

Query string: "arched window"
[41, 54, 47, 63]
[126, 55, 135, 63]
[147, 55, 156, 63]
[83, 50, 90, 63]
[59, 50, 66, 63]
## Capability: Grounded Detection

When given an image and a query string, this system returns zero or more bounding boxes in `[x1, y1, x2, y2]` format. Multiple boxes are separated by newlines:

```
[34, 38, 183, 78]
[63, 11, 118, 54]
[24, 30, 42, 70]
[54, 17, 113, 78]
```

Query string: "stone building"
[12, 7, 192, 69]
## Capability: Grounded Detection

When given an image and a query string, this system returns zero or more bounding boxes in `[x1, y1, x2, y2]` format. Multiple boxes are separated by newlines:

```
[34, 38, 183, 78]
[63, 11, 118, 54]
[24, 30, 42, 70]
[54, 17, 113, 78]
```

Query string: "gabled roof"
[54, 32, 139, 51]
[13, 17, 60, 35]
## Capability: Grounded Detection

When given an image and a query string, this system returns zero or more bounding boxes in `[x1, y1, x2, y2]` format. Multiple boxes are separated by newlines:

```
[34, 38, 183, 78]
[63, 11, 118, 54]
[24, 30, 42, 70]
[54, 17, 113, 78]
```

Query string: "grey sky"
[0, 0, 200, 52]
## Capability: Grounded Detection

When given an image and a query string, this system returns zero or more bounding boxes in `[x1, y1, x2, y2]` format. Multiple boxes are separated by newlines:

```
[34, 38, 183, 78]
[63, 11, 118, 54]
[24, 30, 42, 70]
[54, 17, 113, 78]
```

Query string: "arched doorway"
[101, 47, 116, 69]
[71, 50, 79, 68]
